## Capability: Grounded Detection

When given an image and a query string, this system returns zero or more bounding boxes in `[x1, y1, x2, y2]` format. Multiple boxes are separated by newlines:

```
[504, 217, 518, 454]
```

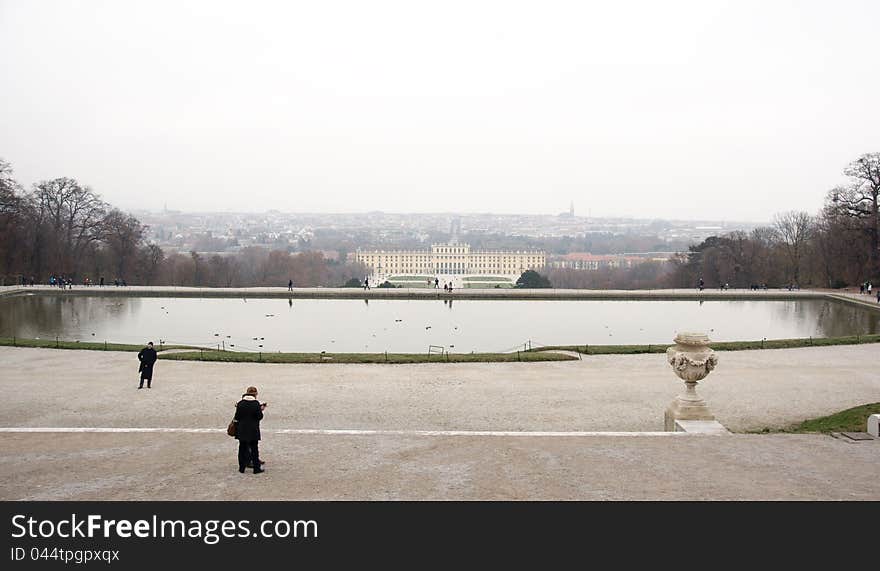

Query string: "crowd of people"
[15, 274, 129, 288]
[358, 276, 459, 291]
[858, 281, 878, 302]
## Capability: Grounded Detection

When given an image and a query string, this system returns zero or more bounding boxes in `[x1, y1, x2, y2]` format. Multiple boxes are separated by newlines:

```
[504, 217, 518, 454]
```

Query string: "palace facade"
[354, 243, 546, 277]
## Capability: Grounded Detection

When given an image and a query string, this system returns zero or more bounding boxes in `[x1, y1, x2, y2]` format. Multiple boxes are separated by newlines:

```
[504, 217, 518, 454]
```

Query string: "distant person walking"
[288, 279, 293, 291]
[100, 276, 104, 286]
[234, 386, 266, 474]
[363, 278, 370, 290]
[137, 341, 158, 389]
[698, 277, 704, 291]
[434, 277, 439, 289]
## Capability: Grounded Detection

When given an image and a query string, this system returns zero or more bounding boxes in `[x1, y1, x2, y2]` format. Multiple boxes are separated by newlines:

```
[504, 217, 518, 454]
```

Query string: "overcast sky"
[1, 0, 878, 222]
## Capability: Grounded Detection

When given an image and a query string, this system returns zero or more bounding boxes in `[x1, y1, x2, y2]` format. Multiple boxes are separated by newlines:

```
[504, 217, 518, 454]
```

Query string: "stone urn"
[664, 332, 718, 431]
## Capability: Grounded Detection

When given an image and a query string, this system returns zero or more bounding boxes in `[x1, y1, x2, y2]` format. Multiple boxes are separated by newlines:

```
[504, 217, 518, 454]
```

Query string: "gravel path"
[1, 344, 878, 432]
[1, 432, 877, 500]
[2, 344, 878, 500]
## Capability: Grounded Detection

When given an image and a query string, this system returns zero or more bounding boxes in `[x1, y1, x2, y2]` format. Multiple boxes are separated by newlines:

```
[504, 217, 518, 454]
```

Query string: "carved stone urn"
[664, 332, 718, 431]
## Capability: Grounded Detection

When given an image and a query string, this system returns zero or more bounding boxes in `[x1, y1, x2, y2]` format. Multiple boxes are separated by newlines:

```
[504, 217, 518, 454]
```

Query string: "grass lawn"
[386, 276, 433, 280]
[754, 403, 880, 434]
[386, 282, 432, 288]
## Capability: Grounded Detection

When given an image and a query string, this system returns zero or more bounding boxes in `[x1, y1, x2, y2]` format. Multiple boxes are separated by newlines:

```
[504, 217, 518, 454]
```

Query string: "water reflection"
[0, 295, 877, 353]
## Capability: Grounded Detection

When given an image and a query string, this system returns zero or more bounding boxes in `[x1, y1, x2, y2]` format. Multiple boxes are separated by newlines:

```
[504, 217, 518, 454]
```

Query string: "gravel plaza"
[1, 343, 878, 500]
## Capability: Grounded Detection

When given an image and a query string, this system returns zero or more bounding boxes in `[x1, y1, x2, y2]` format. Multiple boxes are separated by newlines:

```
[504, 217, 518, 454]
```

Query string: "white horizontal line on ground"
[0, 427, 694, 437]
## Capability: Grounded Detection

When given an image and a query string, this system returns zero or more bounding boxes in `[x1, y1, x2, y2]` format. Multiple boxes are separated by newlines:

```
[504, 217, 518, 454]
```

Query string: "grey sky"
[1, 0, 878, 222]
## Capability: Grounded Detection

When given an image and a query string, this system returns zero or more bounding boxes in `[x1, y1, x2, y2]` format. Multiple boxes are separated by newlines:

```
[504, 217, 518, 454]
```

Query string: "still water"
[0, 295, 877, 353]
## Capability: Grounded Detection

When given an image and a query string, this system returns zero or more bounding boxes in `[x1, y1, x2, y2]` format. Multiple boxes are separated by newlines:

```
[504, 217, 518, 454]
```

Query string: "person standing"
[288, 279, 293, 291]
[235, 386, 266, 474]
[137, 341, 158, 389]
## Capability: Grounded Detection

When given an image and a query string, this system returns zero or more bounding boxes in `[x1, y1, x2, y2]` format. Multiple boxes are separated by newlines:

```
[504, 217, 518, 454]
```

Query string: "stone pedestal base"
[664, 396, 715, 432]
[868, 414, 880, 438]
[673, 420, 729, 434]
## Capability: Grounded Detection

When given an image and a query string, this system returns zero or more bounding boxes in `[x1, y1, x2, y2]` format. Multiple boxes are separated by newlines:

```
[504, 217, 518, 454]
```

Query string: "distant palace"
[354, 243, 546, 278]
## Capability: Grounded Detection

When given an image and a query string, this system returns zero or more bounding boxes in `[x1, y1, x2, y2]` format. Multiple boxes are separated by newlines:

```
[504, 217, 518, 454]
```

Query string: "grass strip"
[752, 403, 880, 434]
[532, 333, 880, 355]
[159, 350, 576, 364]
[0, 337, 196, 352]
[4, 333, 878, 360]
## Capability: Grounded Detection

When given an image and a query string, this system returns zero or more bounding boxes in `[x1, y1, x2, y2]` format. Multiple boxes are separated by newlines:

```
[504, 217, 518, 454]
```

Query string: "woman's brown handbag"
[227, 420, 237, 437]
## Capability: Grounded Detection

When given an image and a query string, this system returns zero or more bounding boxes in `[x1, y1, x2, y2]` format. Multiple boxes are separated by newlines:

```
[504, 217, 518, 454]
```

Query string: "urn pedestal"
[664, 332, 718, 432]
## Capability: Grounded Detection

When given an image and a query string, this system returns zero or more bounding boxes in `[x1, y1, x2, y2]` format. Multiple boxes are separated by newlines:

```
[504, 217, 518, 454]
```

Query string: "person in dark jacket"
[137, 341, 158, 389]
[235, 386, 266, 473]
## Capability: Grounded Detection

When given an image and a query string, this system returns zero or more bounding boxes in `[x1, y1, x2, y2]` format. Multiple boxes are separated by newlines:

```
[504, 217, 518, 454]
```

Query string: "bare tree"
[0, 158, 22, 215]
[773, 211, 813, 286]
[29, 178, 108, 275]
[101, 209, 146, 280]
[0, 159, 27, 282]
[828, 152, 880, 276]
[138, 244, 165, 285]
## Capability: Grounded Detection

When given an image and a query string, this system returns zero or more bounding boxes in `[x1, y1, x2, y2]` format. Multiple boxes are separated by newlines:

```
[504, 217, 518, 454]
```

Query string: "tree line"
[0, 159, 367, 287]
[667, 153, 879, 289]
[2, 152, 877, 290]
[524, 152, 879, 290]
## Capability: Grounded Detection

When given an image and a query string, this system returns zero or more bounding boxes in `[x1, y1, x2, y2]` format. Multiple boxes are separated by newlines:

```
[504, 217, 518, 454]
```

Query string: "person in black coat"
[235, 386, 266, 473]
[137, 341, 158, 389]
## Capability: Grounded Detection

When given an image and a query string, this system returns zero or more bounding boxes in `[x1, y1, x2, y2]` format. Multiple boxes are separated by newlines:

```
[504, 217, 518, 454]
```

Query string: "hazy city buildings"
[131, 208, 759, 261]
